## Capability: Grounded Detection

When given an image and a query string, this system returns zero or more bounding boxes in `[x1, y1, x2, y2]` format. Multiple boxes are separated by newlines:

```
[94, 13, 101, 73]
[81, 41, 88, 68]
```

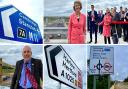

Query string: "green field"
[0, 61, 15, 86]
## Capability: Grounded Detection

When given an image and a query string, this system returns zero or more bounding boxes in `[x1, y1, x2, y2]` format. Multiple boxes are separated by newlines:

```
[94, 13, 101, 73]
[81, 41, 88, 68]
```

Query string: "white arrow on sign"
[1, 7, 18, 38]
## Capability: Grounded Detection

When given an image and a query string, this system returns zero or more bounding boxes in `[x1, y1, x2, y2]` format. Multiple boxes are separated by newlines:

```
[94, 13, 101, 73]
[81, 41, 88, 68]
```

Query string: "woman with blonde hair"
[99, 8, 112, 44]
[68, 0, 86, 44]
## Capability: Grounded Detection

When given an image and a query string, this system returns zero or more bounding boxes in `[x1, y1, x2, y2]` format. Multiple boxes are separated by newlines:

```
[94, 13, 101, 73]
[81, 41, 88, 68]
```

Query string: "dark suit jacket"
[112, 12, 120, 21]
[10, 58, 43, 89]
[88, 10, 98, 23]
[97, 14, 104, 22]
[125, 13, 128, 21]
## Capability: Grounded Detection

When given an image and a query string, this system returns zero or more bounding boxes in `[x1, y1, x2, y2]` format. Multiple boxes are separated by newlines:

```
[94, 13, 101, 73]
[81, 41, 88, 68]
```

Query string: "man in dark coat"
[11, 46, 43, 89]
[88, 5, 98, 44]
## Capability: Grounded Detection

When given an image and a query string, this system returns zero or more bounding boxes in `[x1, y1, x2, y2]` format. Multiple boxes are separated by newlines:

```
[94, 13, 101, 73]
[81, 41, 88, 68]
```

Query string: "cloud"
[0, 45, 43, 65]
[111, 46, 128, 81]
[44, 0, 86, 16]
[87, 0, 128, 12]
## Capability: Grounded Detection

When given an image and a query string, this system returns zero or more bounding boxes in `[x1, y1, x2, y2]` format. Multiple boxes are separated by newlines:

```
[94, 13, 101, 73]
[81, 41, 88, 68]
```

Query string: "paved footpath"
[86, 32, 128, 44]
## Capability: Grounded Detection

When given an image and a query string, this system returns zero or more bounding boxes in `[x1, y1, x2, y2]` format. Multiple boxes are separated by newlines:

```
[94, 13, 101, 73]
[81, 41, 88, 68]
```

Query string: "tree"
[88, 75, 111, 89]
[124, 76, 128, 82]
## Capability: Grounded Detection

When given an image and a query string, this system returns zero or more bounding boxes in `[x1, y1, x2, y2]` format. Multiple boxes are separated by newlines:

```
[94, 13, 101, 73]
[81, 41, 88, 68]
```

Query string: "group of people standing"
[67, 0, 128, 44]
[87, 5, 128, 44]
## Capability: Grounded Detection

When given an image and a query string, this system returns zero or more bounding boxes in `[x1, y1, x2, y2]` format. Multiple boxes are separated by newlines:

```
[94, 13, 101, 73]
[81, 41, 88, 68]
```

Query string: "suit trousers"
[90, 21, 97, 42]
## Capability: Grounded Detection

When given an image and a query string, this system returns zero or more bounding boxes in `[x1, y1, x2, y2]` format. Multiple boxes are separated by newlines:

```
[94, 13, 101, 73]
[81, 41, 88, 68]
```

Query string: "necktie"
[23, 63, 28, 88]
[26, 64, 38, 89]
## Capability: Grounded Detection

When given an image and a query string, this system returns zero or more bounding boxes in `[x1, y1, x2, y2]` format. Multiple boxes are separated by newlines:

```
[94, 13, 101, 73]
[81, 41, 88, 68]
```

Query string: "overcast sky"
[44, 0, 86, 16]
[87, 0, 128, 13]
[87, 45, 128, 81]
[44, 45, 87, 89]
[0, 45, 43, 65]
[0, 0, 43, 36]
[44, 0, 128, 16]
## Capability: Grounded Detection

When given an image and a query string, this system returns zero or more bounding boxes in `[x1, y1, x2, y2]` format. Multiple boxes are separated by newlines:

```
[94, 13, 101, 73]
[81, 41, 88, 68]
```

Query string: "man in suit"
[98, 10, 104, 34]
[114, 7, 122, 38]
[88, 5, 98, 44]
[124, 8, 128, 41]
[11, 46, 43, 89]
[119, 7, 125, 41]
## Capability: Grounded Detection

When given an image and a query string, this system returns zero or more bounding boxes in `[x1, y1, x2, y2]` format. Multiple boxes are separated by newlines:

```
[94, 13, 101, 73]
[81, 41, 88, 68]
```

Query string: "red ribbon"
[111, 21, 128, 24]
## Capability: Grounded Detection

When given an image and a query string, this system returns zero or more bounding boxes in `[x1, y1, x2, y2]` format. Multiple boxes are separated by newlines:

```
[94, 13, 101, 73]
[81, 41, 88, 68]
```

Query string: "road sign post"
[93, 76, 96, 89]
[108, 75, 110, 89]
[44, 45, 82, 89]
[89, 46, 114, 89]
[58, 82, 61, 89]
[0, 5, 42, 44]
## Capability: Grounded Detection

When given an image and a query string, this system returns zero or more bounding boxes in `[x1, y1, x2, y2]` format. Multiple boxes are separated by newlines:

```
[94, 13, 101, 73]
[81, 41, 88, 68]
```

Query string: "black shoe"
[88, 41, 92, 43]
[95, 41, 97, 44]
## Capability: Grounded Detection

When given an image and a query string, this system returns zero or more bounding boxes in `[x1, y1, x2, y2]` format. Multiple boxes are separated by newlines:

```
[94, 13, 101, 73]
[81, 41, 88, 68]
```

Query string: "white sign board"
[44, 45, 82, 89]
[89, 46, 114, 75]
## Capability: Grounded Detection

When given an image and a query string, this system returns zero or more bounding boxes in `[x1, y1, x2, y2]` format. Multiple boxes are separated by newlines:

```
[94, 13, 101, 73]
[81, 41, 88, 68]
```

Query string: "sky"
[0, 0, 43, 37]
[0, 45, 43, 65]
[44, 45, 87, 89]
[44, 0, 128, 16]
[87, 0, 128, 13]
[44, 0, 86, 16]
[87, 45, 128, 81]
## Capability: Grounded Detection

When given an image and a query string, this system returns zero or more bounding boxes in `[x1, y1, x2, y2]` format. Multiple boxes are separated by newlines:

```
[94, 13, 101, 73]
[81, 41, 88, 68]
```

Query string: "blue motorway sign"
[0, 5, 43, 44]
